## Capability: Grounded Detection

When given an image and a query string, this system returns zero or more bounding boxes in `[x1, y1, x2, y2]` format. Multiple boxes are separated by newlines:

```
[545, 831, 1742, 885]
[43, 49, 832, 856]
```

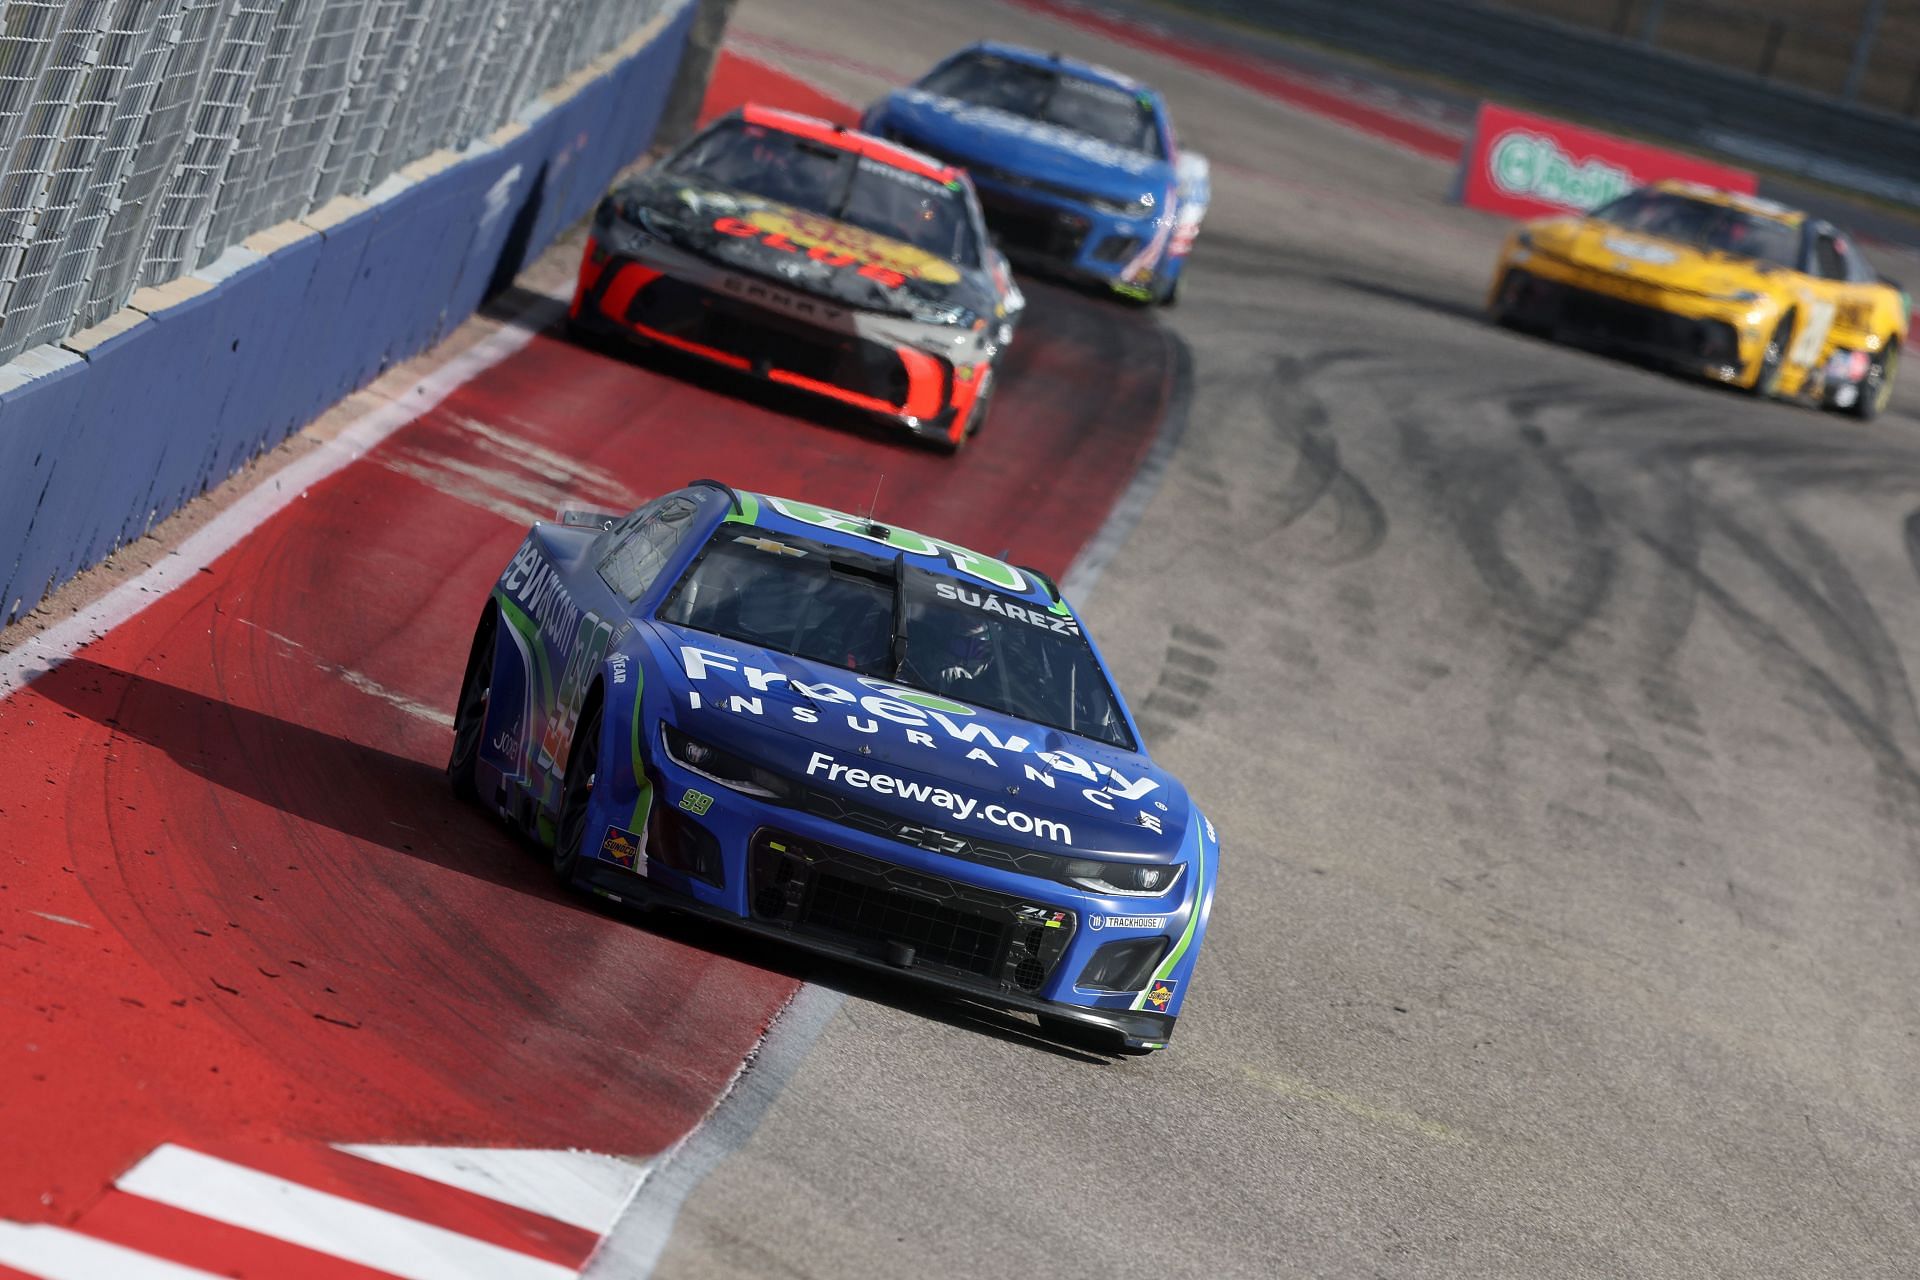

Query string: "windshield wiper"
[889, 552, 908, 678]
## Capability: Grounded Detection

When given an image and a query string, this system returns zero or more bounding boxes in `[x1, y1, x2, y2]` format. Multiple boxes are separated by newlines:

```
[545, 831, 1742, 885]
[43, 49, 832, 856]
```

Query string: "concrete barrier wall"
[0, 0, 699, 627]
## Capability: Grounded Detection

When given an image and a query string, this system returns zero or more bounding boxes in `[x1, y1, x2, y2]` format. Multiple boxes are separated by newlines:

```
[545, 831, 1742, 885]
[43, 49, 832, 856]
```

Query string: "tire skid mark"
[1253, 352, 1388, 567]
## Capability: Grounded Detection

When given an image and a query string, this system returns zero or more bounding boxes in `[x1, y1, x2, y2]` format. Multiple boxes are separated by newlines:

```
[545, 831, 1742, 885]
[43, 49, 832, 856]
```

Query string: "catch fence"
[0, 0, 664, 365]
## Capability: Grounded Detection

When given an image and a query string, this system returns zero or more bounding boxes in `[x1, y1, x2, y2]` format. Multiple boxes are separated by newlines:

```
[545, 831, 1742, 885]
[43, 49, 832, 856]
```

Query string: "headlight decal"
[1128, 817, 1209, 1013]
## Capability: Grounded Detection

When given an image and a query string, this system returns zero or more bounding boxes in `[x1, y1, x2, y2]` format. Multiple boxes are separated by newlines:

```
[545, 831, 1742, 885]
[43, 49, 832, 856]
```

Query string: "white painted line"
[0, 290, 567, 699]
[0, 1222, 223, 1279]
[117, 1145, 576, 1280]
[239, 621, 456, 728]
[27, 910, 92, 929]
[338, 1145, 649, 1236]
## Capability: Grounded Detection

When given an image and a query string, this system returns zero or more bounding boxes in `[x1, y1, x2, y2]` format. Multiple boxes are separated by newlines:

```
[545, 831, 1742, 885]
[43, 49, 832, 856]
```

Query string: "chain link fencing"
[0, 0, 665, 365]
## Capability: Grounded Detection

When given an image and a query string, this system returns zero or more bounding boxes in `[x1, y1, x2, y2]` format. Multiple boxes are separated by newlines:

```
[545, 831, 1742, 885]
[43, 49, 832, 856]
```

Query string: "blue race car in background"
[448, 480, 1219, 1052]
[862, 42, 1210, 305]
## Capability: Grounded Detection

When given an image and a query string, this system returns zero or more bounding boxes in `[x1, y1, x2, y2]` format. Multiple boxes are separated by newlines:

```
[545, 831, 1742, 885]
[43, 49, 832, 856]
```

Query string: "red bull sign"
[1455, 102, 1756, 220]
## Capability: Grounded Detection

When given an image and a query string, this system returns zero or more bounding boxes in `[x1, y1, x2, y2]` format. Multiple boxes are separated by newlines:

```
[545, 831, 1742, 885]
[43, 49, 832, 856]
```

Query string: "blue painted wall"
[0, 2, 697, 623]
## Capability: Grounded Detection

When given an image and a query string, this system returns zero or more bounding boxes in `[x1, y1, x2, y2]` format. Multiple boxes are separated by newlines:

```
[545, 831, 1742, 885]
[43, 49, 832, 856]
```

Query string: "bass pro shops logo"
[1488, 128, 1632, 213]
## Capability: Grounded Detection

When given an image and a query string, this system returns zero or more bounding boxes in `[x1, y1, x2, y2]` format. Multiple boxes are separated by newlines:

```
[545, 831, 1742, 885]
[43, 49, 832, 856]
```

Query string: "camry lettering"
[805, 751, 1074, 845]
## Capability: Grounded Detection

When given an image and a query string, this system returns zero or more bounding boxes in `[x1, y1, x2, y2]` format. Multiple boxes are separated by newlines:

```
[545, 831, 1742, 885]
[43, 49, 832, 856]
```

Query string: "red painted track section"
[0, 51, 1178, 1227]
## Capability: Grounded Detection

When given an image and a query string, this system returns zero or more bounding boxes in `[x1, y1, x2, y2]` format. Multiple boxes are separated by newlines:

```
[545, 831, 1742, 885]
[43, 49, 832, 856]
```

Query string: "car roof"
[955, 39, 1157, 100]
[1647, 179, 1807, 226]
[736, 103, 963, 187]
[723, 488, 1064, 609]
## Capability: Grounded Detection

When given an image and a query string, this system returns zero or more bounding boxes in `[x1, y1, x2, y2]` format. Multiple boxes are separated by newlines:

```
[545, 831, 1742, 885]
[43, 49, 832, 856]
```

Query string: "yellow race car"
[1489, 180, 1907, 420]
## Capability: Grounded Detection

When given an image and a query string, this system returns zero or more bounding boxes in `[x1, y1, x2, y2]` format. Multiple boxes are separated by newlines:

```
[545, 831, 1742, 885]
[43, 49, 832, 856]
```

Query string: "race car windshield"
[919, 53, 1164, 158]
[1592, 191, 1801, 269]
[669, 119, 981, 266]
[659, 529, 896, 676]
[895, 567, 1134, 750]
[660, 527, 1134, 750]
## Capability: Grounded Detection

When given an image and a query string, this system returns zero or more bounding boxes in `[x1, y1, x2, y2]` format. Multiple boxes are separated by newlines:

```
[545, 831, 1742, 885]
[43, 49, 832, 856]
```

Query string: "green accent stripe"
[1131, 819, 1208, 1011]
[723, 491, 762, 525]
[496, 593, 555, 713]
[626, 661, 653, 831]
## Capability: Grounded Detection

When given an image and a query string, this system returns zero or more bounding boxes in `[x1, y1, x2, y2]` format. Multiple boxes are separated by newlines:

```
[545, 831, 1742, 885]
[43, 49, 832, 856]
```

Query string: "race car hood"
[649, 621, 1189, 859]
[616, 173, 985, 317]
[1526, 216, 1786, 298]
[878, 89, 1171, 203]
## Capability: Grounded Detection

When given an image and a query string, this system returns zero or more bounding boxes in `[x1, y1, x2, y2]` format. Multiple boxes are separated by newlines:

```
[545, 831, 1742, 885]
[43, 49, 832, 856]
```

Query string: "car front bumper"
[570, 227, 991, 444]
[587, 755, 1195, 1050]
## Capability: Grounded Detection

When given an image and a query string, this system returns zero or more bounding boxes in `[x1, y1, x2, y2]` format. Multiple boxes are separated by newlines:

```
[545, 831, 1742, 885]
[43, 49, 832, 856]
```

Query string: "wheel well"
[463, 602, 499, 681]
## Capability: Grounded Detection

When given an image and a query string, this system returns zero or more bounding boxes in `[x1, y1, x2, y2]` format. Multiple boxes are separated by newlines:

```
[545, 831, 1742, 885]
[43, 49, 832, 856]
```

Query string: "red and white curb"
[0, 1143, 648, 1279]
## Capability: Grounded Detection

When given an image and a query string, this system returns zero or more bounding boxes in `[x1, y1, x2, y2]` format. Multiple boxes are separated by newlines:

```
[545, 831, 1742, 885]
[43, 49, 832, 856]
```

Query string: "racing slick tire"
[1490, 269, 1543, 335]
[551, 697, 603, 889]
[1154, 269, 1180, 308]
[1846, 341, 1898, 421]
[1747, 313, 1793, 398]
[925, 379, 996, 455]
[447, 610, 496, 802]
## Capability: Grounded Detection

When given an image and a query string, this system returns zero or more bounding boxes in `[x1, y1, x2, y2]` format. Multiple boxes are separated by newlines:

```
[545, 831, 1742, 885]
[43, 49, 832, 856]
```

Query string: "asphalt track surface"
[8, 2, 1920, 1277]
[654, 4, 1920, 1278]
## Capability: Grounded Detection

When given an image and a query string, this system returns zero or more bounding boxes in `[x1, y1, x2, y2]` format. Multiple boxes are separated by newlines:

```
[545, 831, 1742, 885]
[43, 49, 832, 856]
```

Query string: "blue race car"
[448, 480, 1218, 1052]
[861, 42, 1211, 305]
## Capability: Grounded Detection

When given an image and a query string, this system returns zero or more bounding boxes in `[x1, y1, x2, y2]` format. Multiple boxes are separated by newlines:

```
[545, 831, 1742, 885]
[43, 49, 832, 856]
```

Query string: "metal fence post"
[1843, 0, 1884, 103]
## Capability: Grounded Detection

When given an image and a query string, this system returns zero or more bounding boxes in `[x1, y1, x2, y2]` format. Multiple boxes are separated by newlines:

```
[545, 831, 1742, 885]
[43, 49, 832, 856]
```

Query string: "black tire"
[1847, 341, 1898, 421]
[1490, 269, 1536, 333]
[924, 380, 993, 456]
[447, 611, 495, 802]
[1747, 313, 1792, 398]
[551, 698, 602, 888]
[1154, 269, 1180, 308]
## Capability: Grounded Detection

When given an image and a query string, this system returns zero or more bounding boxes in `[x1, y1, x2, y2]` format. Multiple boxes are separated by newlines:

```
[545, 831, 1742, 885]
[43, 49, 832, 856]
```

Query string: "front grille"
[806, 871, 1003, 975]
[626, 276, 914, 407]
[1521, 276, 1738, 363]
[1090, 234, 1142, 264]
[977, 192, 1089, 261]
[749, 829, 1074, 992]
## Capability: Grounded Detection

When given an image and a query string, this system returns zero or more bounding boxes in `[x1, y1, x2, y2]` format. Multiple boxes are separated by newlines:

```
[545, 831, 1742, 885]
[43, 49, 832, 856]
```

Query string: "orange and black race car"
[570, 105, 1025, 451]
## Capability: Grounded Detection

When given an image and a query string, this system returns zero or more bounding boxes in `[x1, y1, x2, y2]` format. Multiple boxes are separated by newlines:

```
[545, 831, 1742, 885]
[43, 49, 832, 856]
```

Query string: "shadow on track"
[36, 656, 1127, 1067]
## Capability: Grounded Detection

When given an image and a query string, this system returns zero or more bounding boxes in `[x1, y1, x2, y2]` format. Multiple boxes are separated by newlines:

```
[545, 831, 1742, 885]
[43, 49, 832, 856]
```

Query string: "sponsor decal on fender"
[805, 750, 1076, 846]
[1143, 978, 1179, 1010]
[599, 824, 644, 869]
[1088, 914, 1167, 932]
